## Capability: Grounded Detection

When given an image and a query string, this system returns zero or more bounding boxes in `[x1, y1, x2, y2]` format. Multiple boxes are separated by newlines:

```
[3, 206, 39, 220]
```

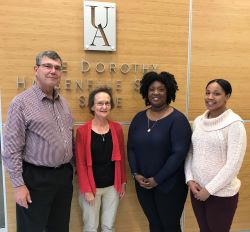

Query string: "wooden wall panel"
[0, 0, 189, 123]
[231, 123, 250, 231]
[1, 0, 250, 231]
[189, 0, 250, 120]
[1, 1, 189, 230]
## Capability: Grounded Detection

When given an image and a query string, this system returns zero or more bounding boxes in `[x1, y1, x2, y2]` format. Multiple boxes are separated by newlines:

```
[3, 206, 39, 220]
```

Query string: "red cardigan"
[76, 120, 126, 194]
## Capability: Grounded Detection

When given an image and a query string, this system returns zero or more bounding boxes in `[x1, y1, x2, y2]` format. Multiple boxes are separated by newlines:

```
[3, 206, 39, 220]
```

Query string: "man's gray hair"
[35, 51, 62, 66]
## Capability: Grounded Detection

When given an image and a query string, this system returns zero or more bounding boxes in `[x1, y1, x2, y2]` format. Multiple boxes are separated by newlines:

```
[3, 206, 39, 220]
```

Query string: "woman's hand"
[144, 177, 158, 189]
[187, 180, 210, 201]
[134, 174, 150, 188]
[119, 183, 126, 199]
[84, 192, 95, 205]
[135, 175, 158, 189]
[194, 188, 210, 201]
[187, 180, 202, 195]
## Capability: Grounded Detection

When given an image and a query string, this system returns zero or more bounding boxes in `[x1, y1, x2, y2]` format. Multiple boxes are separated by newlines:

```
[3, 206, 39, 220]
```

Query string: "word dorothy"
[80, 60, 158, 74]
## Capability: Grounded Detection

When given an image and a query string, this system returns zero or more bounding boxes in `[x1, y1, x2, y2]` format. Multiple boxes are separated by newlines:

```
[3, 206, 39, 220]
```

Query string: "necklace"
[92, 119, 109, 142]
[147, 106, 171, 132]
[147, 119, 158, 132]
[100, 134, 105, 142]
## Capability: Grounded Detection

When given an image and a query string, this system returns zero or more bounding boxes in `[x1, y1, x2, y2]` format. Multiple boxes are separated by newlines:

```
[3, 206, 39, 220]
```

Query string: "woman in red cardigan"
[76, 86, 126, 232]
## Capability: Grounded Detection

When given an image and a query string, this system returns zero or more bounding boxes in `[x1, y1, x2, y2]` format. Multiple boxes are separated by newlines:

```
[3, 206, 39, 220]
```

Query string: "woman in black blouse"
[76, 86, 126, 232]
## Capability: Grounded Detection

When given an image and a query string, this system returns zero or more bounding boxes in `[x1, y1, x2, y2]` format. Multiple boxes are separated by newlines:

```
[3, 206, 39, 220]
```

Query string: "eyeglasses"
[37, 63, 62, 72]
[95, 102, 111, 107]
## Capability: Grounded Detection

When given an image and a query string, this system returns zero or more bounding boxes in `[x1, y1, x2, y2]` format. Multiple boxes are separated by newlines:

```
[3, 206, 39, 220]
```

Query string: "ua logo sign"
[90, 5, 111, 47]
[84, 1, 116, 51]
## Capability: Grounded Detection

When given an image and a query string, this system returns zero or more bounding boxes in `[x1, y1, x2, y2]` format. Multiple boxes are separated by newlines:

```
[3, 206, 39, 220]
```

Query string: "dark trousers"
[135, 181, 188, 232]
[190, 191, 239, 232]
[16, 162, 73, 232]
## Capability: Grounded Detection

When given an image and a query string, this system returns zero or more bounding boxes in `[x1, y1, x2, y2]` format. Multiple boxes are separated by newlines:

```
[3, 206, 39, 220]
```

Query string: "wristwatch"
[132, 172, 138, 179]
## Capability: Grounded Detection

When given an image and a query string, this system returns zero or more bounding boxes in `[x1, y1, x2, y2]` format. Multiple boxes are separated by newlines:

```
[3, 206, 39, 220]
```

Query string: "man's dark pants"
[16, 161, 73, 232]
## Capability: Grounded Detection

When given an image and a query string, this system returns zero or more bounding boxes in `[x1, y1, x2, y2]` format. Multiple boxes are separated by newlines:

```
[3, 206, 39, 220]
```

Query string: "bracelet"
[132, 172, 138, 179]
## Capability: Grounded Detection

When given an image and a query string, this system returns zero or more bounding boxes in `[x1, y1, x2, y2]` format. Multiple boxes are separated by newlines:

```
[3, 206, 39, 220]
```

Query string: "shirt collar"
[32, 83, 60, 101]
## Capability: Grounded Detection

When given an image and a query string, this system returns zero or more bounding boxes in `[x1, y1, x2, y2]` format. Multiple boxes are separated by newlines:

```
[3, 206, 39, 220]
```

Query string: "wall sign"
[84, 1, 116, 51]
[15, 60, 158, 109]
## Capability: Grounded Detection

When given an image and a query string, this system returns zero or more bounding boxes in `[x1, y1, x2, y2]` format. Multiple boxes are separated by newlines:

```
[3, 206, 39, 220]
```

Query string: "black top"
[91, 129, 114, 188]
[127, 108, 192, 193]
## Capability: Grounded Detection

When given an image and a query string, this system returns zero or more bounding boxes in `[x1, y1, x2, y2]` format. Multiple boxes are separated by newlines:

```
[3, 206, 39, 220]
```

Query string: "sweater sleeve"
[184, 120, 196, 183]
[184, 145, 194, 183]
[154, 114, 192, 184]
[75, 127, 92, 193]
[127, 116, 138, 174]
[205, 121, 247, 195]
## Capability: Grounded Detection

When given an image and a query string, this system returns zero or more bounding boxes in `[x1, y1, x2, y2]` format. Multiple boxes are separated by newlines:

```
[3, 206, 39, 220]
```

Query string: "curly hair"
[88, 86, 115, 115]
[140, 71, 179, 106]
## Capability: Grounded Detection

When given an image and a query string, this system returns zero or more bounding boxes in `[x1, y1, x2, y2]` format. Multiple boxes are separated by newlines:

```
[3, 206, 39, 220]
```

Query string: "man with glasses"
[3, 51, 74, 232]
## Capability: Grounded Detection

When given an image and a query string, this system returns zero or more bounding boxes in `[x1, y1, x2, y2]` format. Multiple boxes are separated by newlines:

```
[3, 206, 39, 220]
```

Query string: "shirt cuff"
[11, 176, 25, 188]
[205, 183, 216, 195]
[185, 174, 194, 184]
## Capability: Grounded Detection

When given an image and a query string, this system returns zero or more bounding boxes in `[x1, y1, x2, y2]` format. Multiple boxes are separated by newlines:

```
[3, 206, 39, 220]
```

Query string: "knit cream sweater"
[185, 109, 247, 197]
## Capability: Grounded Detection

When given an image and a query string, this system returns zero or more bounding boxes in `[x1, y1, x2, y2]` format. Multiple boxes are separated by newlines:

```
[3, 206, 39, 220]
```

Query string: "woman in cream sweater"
[185, 79, 247, 232]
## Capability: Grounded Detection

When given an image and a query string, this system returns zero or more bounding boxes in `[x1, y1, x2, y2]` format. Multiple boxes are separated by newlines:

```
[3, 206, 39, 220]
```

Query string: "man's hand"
[14, 185, 32, 209]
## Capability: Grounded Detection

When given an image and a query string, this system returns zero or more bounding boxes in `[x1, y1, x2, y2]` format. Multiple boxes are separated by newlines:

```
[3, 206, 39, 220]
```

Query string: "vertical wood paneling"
[189, 0, 250, 120]
[0, 0, 189, 123]
[1, 0, 250, 231]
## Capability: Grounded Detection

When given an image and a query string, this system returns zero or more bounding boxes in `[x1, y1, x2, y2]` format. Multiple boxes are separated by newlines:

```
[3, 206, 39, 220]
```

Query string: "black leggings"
[191, 191, 238, 232]
[135, 181, 188, 232]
